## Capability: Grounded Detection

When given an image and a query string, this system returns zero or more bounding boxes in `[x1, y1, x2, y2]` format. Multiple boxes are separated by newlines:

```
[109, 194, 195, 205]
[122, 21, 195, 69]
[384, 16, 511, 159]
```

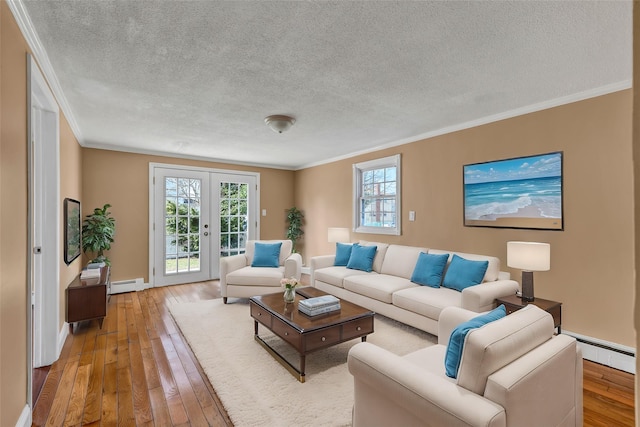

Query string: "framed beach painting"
[463, 152, 563, 230]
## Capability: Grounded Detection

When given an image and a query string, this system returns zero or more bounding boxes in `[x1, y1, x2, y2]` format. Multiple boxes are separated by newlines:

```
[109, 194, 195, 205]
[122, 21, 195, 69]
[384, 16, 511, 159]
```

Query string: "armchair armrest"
[219, 254, 247, 287]
[348, 342, 506, 427]
[309, 255, 336, 286]
[461, 280, 519, 313]
[284, 253, 302, 280]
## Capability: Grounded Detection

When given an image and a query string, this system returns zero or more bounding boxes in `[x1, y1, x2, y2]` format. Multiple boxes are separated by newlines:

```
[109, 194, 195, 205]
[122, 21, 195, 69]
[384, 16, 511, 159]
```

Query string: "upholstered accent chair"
[220, 239, 302, 303]
[348, 305, 582, 427]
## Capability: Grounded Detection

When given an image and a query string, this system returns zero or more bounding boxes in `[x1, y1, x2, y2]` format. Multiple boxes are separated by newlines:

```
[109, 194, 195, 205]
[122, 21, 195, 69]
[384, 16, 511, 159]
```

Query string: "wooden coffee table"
[249, 287, 374, 382]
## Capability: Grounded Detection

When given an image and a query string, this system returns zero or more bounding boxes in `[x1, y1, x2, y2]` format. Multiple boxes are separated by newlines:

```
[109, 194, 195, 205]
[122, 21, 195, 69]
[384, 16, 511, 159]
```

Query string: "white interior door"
[150, 165, 259, 286]
[28, 55, 60, 371]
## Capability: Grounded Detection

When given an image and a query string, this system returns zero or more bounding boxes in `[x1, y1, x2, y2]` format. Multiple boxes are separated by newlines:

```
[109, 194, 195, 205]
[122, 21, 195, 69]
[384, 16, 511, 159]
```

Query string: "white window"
[353, 154, 401, 235]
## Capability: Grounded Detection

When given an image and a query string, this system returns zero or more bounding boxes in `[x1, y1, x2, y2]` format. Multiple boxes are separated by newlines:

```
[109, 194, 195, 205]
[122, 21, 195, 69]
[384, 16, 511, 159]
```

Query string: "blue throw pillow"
[346, 243, 377, 272]
[334, 242, 353, 266]
[444, 305, 507, 378]
[410, 252, 449, 287]
[442, 254, 489, 292]
[251, 242, 282, 268]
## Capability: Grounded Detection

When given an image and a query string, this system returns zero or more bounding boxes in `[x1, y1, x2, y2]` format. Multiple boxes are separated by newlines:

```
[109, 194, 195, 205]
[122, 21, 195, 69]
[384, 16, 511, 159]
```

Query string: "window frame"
[352, 154, 401, 235]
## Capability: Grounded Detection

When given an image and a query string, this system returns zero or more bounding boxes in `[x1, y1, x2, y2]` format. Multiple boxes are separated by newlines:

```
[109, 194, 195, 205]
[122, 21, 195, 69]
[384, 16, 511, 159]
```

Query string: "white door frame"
[148, 163, 260, 287]
[27, 55, 60, 377]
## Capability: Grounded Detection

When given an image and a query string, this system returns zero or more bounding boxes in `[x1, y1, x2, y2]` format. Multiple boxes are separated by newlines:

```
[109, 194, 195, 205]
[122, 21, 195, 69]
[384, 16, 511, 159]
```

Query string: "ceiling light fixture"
[264, 115, 295, 134]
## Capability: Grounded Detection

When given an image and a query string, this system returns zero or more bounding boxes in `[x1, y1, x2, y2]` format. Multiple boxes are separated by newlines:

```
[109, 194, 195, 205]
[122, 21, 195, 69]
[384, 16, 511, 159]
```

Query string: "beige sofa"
[310, 242, 519, 335]
[220, 239, 302, 303]
[348, 305, 583, 426]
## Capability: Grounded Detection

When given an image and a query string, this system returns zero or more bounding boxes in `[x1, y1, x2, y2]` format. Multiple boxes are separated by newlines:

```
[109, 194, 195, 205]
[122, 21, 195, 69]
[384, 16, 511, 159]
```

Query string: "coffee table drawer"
[251, 303, 273, 328]
[342, 316, 374, 340]
[272, 317, 301, 348]
[305, 327, 341, 351]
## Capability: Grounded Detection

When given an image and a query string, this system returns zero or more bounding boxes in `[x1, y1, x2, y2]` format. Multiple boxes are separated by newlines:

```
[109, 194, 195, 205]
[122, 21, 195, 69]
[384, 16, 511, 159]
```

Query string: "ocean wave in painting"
[464, 176, 561, 220]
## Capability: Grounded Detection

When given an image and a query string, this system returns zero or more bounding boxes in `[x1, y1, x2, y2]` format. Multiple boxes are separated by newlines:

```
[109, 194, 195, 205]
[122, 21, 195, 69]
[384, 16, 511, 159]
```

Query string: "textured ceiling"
[18, 1, 632, 170]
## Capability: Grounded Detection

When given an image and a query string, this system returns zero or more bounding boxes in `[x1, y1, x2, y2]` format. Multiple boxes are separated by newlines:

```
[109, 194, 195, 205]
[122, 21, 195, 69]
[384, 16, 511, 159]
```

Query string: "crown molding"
[7, 0, 84, 144]
[297, 80, 632, 170]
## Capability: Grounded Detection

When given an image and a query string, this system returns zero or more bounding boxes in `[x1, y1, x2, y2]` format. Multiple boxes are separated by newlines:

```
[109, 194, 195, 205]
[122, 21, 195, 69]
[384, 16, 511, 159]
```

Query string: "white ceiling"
[16, 0, 632, 170]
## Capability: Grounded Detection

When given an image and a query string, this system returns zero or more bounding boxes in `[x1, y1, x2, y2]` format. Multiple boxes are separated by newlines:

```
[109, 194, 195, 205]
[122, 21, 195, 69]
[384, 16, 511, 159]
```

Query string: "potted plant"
[285, 206, 304, 253]
[82, 203, 116, 265]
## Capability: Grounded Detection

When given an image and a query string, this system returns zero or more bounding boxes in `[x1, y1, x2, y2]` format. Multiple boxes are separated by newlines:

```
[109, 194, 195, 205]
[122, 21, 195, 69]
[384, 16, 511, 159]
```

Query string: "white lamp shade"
[328, 227, 350, 243]
[507, 241, 550, 271]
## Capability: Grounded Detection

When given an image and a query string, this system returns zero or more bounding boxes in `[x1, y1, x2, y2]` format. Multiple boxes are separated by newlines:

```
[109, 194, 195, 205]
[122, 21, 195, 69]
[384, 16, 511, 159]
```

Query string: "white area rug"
[169, 298, 436, 427]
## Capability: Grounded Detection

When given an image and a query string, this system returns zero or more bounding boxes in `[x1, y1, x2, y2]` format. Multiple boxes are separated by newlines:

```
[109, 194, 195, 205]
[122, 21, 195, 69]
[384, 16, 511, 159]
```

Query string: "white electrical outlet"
[262, 209, 267, 216]
[409, 211, 416, 221]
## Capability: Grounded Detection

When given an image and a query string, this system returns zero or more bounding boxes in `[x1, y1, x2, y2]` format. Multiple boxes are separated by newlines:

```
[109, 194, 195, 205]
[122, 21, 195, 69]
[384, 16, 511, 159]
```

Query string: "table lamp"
[507, 241, 550, 302]
[328, 227, 350, 244]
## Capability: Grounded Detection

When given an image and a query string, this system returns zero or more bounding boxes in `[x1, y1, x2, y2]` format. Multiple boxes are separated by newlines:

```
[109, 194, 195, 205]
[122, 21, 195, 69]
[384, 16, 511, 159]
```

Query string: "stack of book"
[298, 295, 341, 316]
[80, 268, 101, 280]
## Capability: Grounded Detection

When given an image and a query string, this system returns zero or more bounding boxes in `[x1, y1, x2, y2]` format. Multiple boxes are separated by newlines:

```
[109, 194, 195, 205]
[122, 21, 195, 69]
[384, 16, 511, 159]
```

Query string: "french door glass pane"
[164, 177, 201, 275]
[220, 181, 249, 258]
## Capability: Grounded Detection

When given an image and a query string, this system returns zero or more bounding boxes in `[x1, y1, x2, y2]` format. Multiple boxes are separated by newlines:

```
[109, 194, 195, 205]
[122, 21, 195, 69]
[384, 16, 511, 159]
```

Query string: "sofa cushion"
[245, 240, 292, 266]
[314, 266, 372, 288]
[226, 266, 285, 286]
[334, 242, 353, 266]
[344, 274, 416, 304]
[402, 345, 453, 381]
[457, 305, 554, 395]
[442, 255, 488, 292]
[411, 252, 449, 287]
[429, 249, 501, 282]
[392, 286, 462, 321]
[359, 241, 389, 273]
[251, 242, 282, 267]
[347, 244, 377, 272]
[444, 305, 507, 378]
[381, 245, 428, 279]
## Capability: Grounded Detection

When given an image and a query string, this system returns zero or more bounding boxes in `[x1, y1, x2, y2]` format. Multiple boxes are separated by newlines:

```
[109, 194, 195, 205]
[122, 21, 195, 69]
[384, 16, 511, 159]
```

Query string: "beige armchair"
[220, 240, 302, 303]
[348, 305, 582, 427]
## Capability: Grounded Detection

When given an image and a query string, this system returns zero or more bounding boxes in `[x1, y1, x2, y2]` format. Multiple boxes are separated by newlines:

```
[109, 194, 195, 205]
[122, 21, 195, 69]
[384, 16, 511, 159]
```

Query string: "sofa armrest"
[461, 280, 519, 313]
[284, 253, 302, 280]
[438, 307, 479, 346]
[219, 254, 247, 287]
[348, 342, 506, 427]
[309, 255, 336, 286]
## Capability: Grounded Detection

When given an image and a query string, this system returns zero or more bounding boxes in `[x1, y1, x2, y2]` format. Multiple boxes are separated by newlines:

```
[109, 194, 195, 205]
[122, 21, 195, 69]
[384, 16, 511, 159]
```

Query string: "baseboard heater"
[564, 330, 635, 374]
[109, 278, 145, 294]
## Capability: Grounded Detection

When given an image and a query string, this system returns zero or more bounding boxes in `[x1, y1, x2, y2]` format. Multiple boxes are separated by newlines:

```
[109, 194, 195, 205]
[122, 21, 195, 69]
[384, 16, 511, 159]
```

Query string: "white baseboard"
[15, 404, 31, 427]
[301, 266, 311, 275]
[564, 330, 635, 374]
[109, 278, 146, 294]
[57, 322, 69, 356]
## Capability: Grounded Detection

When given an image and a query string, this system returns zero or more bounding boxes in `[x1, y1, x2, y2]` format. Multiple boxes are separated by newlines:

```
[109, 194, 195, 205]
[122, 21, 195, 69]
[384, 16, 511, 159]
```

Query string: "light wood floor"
[32, 281, 634, 426]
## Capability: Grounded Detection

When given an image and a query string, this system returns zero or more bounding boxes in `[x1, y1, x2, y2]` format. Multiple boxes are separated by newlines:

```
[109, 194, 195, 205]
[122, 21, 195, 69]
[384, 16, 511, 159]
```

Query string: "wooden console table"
[66, 266, 110, 334]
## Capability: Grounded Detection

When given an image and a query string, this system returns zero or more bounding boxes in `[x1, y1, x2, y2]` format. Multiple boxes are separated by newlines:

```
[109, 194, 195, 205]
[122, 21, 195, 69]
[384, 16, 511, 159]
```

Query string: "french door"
[151, 165, 258, 286]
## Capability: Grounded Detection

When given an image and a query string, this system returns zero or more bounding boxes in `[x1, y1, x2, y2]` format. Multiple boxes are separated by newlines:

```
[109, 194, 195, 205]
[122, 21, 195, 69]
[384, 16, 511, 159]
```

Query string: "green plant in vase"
[285, 206, 304, 253]
[82, 203, 116, 265]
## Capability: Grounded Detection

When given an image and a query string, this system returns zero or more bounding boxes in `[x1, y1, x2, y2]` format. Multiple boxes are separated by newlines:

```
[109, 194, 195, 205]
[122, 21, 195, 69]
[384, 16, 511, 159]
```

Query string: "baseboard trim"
[564, 330, 635, 374]
[110, 278, 146, 294]
[15, 404, 31, 427]
[301, 266, 311, 275]
[57, 323, 69, 357]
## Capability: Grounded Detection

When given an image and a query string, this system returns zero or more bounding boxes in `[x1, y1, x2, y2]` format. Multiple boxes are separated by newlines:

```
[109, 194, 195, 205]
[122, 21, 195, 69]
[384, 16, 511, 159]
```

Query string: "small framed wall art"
[463, 152, 563, 230]
[64, 198, 82, 264]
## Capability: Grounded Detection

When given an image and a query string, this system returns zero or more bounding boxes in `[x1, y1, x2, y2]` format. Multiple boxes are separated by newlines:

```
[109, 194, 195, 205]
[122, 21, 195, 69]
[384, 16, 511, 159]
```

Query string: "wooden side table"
[65, 266, 110, 333]
[495, 294, 562, 333]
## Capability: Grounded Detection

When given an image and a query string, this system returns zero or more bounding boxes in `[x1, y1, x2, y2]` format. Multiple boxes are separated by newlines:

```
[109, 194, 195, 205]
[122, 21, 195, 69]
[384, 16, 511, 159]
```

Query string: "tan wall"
[81, 149, 295, 282]
[59, 116, 84, 328]
[1, 3, 84, 423]
[632, 0, 639, 419]
[1, 3, 30, 423]
[297, 90, 635, 347]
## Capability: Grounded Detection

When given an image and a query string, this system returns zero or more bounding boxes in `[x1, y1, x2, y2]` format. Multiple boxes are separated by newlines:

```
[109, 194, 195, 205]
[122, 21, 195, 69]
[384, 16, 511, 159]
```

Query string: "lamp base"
[521, 271, 534, 302]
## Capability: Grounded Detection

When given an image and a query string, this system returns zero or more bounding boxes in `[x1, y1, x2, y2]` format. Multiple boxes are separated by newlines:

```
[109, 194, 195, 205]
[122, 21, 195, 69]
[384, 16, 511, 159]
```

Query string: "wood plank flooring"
[32, 280, 635, 426]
